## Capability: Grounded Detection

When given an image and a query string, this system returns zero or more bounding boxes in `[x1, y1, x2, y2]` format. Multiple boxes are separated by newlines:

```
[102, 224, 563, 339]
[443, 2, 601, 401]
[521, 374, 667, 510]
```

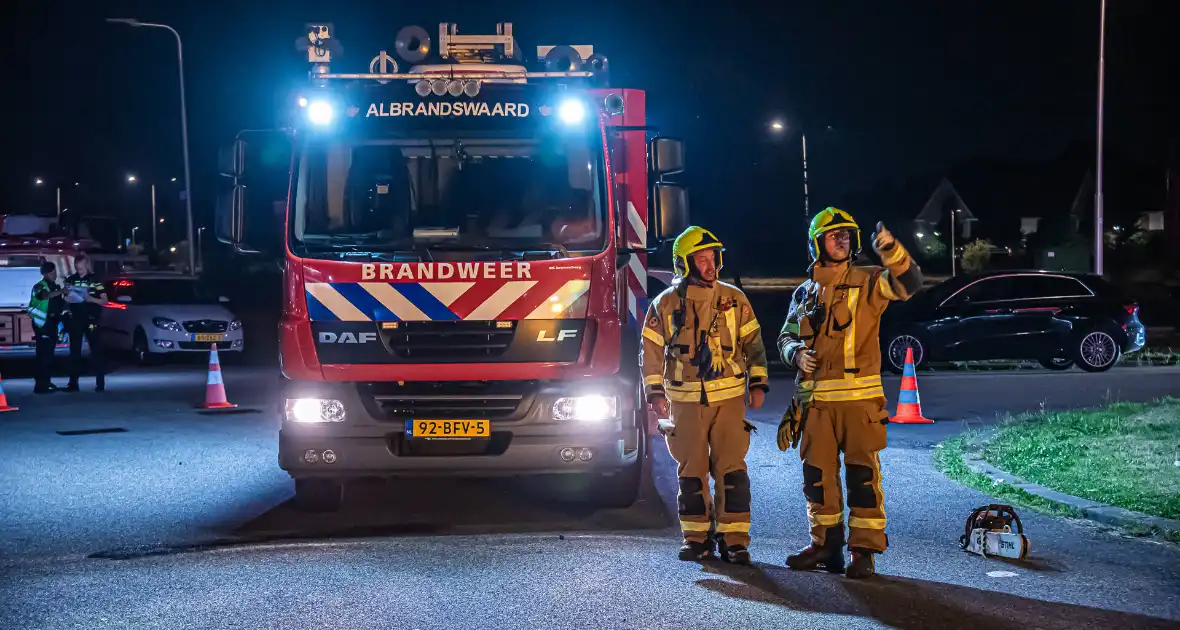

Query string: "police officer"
[776, 208, 923, 579]
[641, 226, 770, 564]
[28, 261, 66, 394]
[63, 255, 107, 392]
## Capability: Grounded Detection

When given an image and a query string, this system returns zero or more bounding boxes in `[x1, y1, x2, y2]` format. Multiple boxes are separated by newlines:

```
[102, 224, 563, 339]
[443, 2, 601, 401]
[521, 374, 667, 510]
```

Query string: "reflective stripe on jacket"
[641, 280, 769, 405]
[777, 241, 923, 402]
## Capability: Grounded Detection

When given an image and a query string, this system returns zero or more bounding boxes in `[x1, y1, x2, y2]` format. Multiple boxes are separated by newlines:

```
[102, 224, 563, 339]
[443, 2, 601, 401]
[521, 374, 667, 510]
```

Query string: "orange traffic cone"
[0, 371, 17, 413]
[891, 347, 933, 424]
[197, 344, 237, 410]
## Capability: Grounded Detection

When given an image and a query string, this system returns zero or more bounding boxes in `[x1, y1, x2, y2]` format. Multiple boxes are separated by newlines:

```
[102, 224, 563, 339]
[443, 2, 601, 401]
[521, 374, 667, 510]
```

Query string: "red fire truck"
[217, 22, 689, 511]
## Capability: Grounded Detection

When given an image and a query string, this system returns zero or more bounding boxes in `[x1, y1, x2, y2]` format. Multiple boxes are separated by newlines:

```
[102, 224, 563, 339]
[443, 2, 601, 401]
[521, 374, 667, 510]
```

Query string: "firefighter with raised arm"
[641, 226, 770, 564]
[776, 208, 923, 579]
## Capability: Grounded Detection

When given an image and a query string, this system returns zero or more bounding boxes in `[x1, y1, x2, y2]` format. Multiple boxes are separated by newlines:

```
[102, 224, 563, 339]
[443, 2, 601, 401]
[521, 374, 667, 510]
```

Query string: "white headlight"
[552, 395, 617, 422]
[286, 398, 346, 423]
[558, 98, 586, 125]
[307, 100, 334, 125]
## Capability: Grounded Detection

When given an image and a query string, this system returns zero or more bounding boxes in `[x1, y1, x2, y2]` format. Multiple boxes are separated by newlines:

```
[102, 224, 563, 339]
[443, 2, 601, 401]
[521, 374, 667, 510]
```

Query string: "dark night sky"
[7, 1, 1177, 269]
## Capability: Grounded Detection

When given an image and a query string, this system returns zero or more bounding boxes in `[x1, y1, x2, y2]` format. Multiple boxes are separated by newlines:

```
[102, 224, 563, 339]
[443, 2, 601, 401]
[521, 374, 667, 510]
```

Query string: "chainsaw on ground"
[960, 504, 1030, 560]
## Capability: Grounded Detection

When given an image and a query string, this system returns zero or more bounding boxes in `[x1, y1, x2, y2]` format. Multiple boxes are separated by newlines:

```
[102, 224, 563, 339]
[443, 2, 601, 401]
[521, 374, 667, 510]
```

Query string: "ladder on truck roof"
[303, 22, 605, 84]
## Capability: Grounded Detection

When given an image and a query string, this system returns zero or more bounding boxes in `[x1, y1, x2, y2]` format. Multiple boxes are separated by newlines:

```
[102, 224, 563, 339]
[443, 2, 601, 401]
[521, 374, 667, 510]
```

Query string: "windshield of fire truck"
[291, 134, 606, 257]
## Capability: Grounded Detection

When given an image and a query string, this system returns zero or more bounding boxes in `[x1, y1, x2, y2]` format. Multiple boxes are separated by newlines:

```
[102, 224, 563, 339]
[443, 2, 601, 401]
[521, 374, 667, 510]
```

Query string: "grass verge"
[934, 436, 1083, 519]
[982, 399, 1180, 520]
[935, 399, 1180, 542]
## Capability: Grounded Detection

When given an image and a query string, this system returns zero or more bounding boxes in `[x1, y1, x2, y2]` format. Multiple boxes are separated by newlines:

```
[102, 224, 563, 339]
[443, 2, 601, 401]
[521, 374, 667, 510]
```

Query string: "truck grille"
[183, 320, 228, 333]
[361, 380, 535, 421]
[384, 321, 514, 361]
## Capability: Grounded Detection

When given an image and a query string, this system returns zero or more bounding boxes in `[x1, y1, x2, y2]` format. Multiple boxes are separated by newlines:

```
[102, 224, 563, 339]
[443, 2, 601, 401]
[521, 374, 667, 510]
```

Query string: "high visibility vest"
[28, 280, 51, 328]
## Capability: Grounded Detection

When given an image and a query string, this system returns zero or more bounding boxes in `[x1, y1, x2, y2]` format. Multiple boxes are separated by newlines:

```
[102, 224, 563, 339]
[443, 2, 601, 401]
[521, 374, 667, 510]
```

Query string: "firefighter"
[776, 207, 923, 579]
[28, 261, 66, 394]
[641, 226, 769, 564]
[63, 254, 108, 392]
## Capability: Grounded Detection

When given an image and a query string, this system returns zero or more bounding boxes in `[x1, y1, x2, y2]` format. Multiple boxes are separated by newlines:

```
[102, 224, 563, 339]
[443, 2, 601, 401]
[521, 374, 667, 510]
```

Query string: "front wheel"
[294, 478, 344, 512]
[131, 329, 154, 366]
[590, 460, 643, 509]
[885, 333, 926, 374]
[1073, 330, 1121, 373]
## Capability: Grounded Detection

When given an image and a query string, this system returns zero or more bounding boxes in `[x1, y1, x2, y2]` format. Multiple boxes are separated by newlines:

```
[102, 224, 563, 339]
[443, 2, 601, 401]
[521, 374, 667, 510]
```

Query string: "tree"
[961, 239, 992, 274]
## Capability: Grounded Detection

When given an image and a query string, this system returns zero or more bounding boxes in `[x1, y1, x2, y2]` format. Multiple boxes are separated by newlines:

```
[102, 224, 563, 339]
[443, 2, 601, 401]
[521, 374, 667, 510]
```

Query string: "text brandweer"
[359, 262, 533, 281]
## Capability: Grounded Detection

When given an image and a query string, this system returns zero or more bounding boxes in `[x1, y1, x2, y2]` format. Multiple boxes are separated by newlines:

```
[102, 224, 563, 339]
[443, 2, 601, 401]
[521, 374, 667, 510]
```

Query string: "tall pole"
[106, 19, 196, 276]
[950, 209, 957, 277]
[174, 27, 196, 277]
[1094, 0, 1107, 275]
[801, 133, 811, 219]
[151, 184, 158, 250]
[197, 227, 204, 272]
[56, 187, 61, 221]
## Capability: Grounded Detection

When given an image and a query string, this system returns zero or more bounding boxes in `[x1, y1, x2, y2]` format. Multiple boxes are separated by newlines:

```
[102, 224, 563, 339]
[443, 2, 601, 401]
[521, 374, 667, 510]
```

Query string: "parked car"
[881, 270, 1145, 373]
[99, 272, 244, 363]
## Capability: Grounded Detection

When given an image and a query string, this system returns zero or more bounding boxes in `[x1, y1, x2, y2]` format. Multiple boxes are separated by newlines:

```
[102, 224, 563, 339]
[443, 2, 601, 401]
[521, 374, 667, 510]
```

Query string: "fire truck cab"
[217, 22, 689, 511]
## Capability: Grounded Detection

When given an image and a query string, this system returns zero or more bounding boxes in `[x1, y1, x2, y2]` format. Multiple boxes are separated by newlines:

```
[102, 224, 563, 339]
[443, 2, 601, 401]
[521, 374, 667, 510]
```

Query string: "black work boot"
[713, 532, 752, 565]
[64, 381, 80, 392]
[678, 540, 715, 561]
[786, 526, 845, 573]
[720, 544, 751, 565]
[845, 548, 876, 579]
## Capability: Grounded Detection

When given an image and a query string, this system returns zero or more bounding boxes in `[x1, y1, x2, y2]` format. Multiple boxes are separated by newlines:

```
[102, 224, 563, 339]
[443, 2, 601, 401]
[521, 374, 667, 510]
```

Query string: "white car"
[99, 272, 244, 363]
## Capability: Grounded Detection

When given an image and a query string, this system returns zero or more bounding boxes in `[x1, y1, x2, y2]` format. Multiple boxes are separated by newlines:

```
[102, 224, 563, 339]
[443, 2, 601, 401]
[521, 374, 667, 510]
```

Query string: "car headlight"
[285, 398, 346, 423]
[229, 319, 243, 331]
[552, 395, 617, 422]
[152, 317, 182, 331]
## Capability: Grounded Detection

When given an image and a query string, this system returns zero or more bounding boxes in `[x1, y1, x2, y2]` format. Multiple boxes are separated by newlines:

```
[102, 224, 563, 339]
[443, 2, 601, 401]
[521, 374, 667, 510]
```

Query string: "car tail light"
[1124, 303, 1138, 316]
[104, 302, 127, 310]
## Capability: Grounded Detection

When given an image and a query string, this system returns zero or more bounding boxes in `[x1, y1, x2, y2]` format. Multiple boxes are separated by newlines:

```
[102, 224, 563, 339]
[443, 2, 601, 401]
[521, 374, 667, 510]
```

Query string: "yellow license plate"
[194, 333, 225, 342]
[411, 419, 490, 439]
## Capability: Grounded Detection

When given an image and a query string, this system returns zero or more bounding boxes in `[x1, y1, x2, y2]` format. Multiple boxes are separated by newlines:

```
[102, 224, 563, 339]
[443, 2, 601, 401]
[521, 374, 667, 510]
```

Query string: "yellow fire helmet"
[672, 226, 724, 278]
[808, 207, 861, 260]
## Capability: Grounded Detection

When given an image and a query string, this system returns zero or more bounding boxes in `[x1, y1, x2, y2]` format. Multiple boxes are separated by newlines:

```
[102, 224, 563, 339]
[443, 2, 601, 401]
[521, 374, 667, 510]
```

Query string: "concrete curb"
[958, 441, 1180, 536]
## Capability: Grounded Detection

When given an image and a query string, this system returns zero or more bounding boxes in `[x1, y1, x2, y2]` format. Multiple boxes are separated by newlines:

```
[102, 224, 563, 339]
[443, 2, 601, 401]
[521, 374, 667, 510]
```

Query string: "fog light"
[303, 449, 320, 464]
[559, 447, 576, 462]
[154, 340, 174, 349]
[322, 450, 337, 464]
[578, 448, 594, 462]
[552, 395, 617, 422]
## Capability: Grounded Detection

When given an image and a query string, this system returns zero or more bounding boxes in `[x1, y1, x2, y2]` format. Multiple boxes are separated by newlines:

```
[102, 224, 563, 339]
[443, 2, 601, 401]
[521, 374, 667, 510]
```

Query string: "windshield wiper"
[517, 242, 571, 259]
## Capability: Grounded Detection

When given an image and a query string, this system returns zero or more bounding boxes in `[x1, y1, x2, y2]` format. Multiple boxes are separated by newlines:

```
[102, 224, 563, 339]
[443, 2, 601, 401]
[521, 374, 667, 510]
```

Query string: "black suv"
[881, 271, 1146, 373]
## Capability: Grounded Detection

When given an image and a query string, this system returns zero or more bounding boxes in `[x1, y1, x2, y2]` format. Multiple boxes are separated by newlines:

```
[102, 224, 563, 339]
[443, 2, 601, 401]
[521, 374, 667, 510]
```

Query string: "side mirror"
[216, 185, 247, 246]
[218, 139, 245, 178]
[653, 183, 689, 241]
[116, 295, 132, 303]
[649, 137, 685, 176]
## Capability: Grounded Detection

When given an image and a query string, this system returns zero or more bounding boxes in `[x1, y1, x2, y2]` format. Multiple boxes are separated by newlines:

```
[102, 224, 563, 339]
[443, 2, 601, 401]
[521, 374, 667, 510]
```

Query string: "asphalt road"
[1, 364, 1178, 629]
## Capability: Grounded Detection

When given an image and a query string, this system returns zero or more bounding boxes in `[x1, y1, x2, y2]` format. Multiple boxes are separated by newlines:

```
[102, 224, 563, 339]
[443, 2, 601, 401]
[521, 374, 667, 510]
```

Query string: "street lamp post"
[34, 178, 63, 221]
[127, 175, 158, 250]
[107, 18, 196, 276]
[132, 226, 139, 245]
[1094, 0, 1107, 276]
[769, 120, 811, 220]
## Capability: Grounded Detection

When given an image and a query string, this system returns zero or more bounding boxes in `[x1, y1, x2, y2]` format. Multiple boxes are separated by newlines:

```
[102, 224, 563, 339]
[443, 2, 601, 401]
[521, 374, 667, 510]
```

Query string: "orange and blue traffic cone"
[197, 344, 237, 410]
[891, 347, 933, 424]
[0, 371, 17, 413]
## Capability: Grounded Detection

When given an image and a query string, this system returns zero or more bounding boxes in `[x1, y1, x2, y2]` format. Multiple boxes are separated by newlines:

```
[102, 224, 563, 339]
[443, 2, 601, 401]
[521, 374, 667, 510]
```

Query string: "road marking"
[987, 570, 1018, 578]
